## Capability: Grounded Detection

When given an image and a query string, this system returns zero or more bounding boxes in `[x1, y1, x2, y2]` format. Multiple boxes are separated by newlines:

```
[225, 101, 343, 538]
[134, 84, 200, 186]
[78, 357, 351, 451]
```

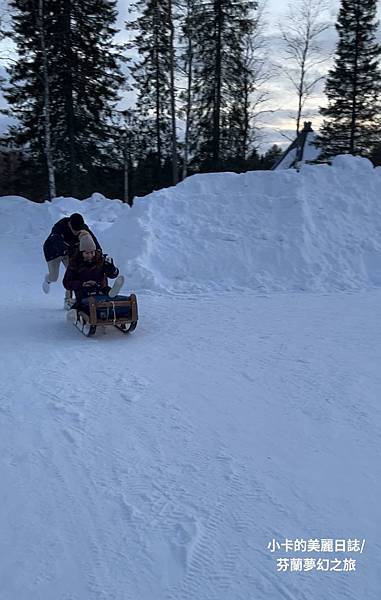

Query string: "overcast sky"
[1, 0, 381, 150]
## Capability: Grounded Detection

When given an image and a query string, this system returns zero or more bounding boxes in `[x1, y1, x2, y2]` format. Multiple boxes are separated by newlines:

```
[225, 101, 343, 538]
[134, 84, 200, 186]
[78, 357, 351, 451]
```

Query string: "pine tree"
[4, 0, 124, 198]
[261, 144, 283, 169]
[318, 0, 381, 157]
[188, 0, 258, 172]
[127, 0, 178, 191]
[222, 36, 254, 167]
[244, 147, 261, 170]
[370, 140, 381, 166]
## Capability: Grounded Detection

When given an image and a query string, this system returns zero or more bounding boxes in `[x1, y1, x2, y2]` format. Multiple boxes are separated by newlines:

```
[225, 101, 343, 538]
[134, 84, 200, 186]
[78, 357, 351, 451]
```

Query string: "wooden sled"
[74, 293, 138, 337]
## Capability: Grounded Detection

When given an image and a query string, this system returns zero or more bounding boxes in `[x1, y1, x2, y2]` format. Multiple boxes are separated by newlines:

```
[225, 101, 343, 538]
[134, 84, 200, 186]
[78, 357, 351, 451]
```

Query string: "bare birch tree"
[279, 0, 330, 135]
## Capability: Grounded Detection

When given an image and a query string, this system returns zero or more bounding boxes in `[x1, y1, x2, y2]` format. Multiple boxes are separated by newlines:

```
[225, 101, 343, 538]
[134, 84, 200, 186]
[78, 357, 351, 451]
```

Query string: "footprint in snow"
[170, 517, 200, 569]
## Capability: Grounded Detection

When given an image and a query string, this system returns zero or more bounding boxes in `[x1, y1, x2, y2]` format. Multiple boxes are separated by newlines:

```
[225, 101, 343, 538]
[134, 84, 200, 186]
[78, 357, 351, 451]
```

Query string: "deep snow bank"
[103, 155, 381, 293]
[2, 155, 381, 293]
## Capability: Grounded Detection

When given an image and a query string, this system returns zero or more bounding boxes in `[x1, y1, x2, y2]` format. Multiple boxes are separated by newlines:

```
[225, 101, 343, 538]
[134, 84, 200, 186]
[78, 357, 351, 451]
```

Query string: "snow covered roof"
[272, 121, 321, 170]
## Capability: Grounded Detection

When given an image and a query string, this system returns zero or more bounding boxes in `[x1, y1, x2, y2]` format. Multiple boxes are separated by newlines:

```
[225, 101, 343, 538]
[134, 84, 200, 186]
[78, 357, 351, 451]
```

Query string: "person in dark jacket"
[42, 213, 101, 306]
[63, 231, 124, 304]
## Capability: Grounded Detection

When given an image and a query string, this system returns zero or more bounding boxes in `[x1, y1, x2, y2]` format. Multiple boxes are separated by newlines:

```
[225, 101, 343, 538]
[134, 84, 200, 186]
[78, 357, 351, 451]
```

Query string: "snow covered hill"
[101, 154, 381, 293]
[1, 156, 381, 599]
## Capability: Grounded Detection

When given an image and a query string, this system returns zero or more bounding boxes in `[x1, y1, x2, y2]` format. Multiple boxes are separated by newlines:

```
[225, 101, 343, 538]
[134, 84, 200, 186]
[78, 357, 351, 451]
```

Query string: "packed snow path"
[1, 285, 381, 598]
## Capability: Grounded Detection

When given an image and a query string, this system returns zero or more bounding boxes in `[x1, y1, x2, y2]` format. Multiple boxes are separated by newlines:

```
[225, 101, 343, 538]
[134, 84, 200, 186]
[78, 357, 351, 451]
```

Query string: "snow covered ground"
[1, 156, 381, 599]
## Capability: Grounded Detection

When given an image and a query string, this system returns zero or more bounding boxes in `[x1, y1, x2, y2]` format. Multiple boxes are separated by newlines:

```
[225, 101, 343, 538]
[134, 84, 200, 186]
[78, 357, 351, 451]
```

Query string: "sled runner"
[71, 293, 138, 337]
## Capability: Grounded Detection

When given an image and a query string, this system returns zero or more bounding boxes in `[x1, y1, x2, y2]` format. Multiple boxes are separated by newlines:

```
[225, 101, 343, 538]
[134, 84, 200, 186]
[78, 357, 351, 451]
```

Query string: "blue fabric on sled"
[80, 295, 132, 320]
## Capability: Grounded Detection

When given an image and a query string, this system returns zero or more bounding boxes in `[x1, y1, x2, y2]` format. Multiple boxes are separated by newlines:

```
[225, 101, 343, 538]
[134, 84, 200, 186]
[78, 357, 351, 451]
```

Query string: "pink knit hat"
[78, 231, 96, 252]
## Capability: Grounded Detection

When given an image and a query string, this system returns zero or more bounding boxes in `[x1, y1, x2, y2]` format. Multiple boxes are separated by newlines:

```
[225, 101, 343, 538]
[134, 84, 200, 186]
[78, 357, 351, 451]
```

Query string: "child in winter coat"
[63, 231, 124, 304]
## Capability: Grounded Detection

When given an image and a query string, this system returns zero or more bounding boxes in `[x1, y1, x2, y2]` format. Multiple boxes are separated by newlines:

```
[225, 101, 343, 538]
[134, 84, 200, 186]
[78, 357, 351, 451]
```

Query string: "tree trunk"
[153, 2, 162, 181]
[123, 133, 129, 204]
[182, 0, 193, 180]
[213, 0, 223, 168]
[168, 0, 178, 185]
[63, 0, 77, 195]
[350, 4, 361, 154]
[37, 0, 56, 200]
[296, 24, 310, 136]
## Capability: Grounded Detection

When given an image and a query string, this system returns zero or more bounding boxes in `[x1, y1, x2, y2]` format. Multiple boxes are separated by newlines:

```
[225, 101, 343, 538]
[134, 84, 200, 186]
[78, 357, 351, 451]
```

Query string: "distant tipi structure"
[272, 122, 320, 170]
